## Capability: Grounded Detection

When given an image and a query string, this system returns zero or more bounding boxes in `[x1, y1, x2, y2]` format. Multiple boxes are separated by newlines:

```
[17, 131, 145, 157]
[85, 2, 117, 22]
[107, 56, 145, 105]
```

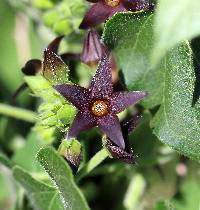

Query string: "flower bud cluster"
[33, 0, 87, 35]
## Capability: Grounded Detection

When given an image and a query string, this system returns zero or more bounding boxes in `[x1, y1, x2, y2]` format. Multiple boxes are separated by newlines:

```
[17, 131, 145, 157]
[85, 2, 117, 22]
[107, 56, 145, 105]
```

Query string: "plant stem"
[0, 153, 14, 168]
[76, 148, 108, 182]
[0, 103, 37, 123]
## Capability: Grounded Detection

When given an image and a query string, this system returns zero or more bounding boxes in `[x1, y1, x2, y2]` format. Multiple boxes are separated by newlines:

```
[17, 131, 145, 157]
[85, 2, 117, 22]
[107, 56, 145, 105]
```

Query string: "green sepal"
[102, 135, 113, 159]
[25, 75, 76, 143]
[24, 75, 64, 103]
[56, 104, 76, 128]
[58, 138, 82, 167]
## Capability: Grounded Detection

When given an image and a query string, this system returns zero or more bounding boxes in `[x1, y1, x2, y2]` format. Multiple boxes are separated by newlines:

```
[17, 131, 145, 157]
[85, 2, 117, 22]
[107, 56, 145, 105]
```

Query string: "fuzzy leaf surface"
[152, 43, 200, 159]
[103, 12, 200, 159]
[13, 166, 64, 210]
[103, 12, 163, 108]
[37, 147, 90, 210]
[153, 0, 200, 64]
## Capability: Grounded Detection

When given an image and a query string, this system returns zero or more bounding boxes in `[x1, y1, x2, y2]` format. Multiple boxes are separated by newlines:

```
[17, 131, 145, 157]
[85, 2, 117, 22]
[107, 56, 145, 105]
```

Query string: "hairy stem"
[0, 103, 37, 123]
[76, 149, 108, 182]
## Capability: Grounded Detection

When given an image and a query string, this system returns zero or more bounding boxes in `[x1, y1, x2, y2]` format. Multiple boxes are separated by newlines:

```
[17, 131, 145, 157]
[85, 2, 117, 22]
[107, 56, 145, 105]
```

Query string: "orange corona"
[105, 0, 120, 7]
[91, 100, 109, 117]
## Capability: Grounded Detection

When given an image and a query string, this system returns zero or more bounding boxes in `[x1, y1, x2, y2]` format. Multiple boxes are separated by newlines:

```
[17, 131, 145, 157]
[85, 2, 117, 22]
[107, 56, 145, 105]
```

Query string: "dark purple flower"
[104, 114, 140, 164]
[54, 56, 147, 149]
[80, 0, 154, 29]
[80, 29, 108, 66]
[21, 59, 42, 76]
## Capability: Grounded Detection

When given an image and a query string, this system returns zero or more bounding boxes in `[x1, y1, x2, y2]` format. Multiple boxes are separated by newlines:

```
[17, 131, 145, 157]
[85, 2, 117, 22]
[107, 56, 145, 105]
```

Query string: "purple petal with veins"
[111, 91, 148, 113]
[98, 114, 125, 149]
[68, 111, 96, 139]
[80, 29, 108, 66]
[106, 139, 135, 164]
[47, 36, 64, 54]
[79, 2, 112, 29]
[89, 56, 113, 98]
[122, 0, 154, 11]
[55, 84, 91, 111]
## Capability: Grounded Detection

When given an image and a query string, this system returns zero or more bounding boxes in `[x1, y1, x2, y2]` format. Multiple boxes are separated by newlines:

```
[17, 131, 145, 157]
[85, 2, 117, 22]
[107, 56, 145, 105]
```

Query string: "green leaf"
[171, 181, 200, 210]
[154, 201, 175, 210]
[103, 12, 200, 159]
[13, 166, 64, 210]
[123, 174, 146, 210]
[0, 153, 14, 168]
[12, 131, 43, 172]
[103, 12, 164, 108]
[152, 42, 200, 159]
[37, 147, 91, 210]
[153, 0, 200, 64]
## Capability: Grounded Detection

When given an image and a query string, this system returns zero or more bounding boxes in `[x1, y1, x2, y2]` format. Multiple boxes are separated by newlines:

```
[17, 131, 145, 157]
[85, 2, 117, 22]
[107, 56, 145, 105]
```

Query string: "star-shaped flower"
[54, 55, 147, 149]
[104, 114, 140, 164]
[79, 0, 154, 29]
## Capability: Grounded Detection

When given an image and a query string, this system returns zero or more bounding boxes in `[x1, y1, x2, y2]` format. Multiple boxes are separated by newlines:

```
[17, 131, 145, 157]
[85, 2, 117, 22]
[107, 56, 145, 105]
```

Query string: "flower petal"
[43, 48, 69, 84]
[105, 138, 135, 164]
[89, 56, 113, 99]
[60, 53, 80, 63]
[121, 114, 141, 134]
[108, 3, 127, 16]
[87, 0, 98, 2]
[47, 36, 64, 54]
[21, 59, 42, 76]
[80, 29, 107, 66]
[111, 91, 148, 113]
[122, 0, 153, 11]
[79, 2, 112, 29]
[67, 111, 96, 138]
[54, 84, 91, 110]
[98, 114, 125, 149]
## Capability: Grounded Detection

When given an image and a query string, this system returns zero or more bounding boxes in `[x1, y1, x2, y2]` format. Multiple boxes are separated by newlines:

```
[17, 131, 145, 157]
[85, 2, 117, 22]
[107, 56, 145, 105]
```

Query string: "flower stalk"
[0, 103, 37, 123]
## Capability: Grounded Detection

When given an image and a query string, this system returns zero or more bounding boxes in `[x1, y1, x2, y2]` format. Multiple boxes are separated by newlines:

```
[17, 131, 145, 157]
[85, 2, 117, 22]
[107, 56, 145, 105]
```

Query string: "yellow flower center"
[91, 100, 109, 117]
[105, 0, 120, 7]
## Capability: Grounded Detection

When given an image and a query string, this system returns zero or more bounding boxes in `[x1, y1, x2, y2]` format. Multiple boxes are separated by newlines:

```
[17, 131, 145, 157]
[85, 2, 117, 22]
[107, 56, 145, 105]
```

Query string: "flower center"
[91, 100, 109, 117]
[105, 0, 120, 7]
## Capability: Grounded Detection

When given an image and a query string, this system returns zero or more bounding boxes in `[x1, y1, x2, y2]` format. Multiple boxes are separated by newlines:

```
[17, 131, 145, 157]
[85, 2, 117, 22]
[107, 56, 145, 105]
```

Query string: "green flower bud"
[72, 18, 83, 31]
[40, 114, 57, 127]
[58, 2, 71, 18]
[102, 135, 113, 159]
[42, 10, 59, 28]
[57, 104, 76, 128]
[71, 3, 86, 17]
[58, 138, 82, 167]
[53, 19, 73, 35]
[32, 0, 54, 10]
